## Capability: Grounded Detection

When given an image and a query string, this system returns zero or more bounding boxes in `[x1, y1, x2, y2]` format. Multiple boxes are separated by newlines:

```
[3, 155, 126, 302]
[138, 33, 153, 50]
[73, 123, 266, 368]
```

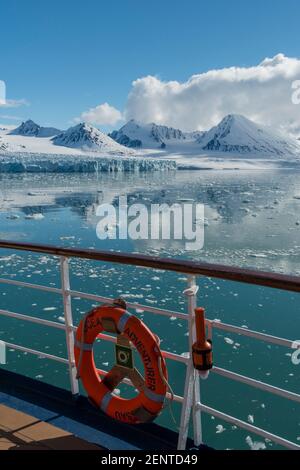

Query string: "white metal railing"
[0, 252, 300, 450]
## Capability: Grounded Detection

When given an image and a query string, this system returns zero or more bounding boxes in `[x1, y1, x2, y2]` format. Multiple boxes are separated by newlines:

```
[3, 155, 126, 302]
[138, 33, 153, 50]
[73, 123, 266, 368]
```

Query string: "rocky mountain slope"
[10, 119, 61, 137]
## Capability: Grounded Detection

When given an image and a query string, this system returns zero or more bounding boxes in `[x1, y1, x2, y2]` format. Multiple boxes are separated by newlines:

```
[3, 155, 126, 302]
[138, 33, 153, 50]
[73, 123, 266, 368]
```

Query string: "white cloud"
[78, 102, 122, 126]
[124, 53, 300, 136]
[0, 114, 22, 121]
[0, 98, 29, 108]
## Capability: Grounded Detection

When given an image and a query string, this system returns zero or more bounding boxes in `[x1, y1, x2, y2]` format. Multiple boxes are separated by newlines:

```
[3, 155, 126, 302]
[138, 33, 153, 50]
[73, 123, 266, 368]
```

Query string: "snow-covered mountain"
[52, 123, 131, 153]
[1, 115, 300, 171]
[110, 115, 300, 157]
[10, 120, 61, 138]
[198, 114, 300, 156]
[110, 119, 203, 148]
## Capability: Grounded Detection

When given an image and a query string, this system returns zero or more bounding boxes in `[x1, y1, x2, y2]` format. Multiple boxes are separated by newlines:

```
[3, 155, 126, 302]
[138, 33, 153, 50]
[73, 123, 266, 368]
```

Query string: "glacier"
[0, 151, 177, 173]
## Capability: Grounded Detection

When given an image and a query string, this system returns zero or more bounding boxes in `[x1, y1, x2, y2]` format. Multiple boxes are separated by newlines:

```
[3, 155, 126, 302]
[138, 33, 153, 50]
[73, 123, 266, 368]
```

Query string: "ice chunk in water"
[224, 337, 234, 345]
[246, 436, 266, 450]
[216, 425, 226, 434]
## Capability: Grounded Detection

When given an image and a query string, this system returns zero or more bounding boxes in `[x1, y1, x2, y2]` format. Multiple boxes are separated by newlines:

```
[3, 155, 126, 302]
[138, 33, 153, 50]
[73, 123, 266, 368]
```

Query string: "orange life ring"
[74, 304, 168, 424]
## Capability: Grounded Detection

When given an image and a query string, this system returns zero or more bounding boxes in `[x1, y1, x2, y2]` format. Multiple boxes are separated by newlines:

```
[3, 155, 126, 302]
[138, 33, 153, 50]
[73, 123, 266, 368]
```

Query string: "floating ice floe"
[245, 436, 266, 450]
[249, 253, 268, 258]
[25, 213, 44, 220]
[247, 414, 254, 424]
[0, 255, 16, 261]
[196, 216, 209, 226]
[216, 424, 226, 434]
[122, 293, 143, 299]
[224, 337, 234, 345]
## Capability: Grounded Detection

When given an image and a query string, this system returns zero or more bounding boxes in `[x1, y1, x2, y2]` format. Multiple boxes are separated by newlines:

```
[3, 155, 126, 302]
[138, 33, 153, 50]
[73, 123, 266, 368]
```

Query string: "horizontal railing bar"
[2, 337, 184, 402]
[0, 283, 296, 349]
[212, 366, 300, 403]
[4, 315, 297, 402]
[1, 239, 300, 292]
[68, 289, 188, 320]
[1, 312, 297, 397]
[0, 286, 294, 348]
[0, 277, 62, 295]
[198, 403, 300, 450]
[3, 341, 69, 364]
[208, 320, 296, 349]
[0, 309, 66, 330]
[0, 286, 296, 349]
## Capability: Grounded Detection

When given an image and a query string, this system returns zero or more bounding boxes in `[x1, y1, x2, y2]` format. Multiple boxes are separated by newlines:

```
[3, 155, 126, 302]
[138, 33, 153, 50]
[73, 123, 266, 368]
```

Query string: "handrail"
[1, 239, 300, 450]
[1, 239, 300, 292]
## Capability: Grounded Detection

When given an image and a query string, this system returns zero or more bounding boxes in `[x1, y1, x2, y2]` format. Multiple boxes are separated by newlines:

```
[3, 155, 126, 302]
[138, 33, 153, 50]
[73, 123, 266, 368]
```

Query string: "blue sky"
[1, 0, 300, 131]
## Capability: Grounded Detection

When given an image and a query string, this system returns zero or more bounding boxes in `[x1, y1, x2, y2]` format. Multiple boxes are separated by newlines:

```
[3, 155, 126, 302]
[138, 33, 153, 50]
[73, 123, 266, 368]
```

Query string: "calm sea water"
[0, 169, 300, 450]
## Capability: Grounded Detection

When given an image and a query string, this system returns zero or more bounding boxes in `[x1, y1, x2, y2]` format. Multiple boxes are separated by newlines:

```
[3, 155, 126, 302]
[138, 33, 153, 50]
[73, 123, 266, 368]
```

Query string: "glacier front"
[0, 151, 177, 173]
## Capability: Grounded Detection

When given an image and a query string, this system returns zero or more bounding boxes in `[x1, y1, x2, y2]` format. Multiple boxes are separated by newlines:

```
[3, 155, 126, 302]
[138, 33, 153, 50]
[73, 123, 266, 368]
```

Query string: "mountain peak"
[10, 119, 61, 137]
[72, 122, 91, 130]
[24, 119, 37, 126]
[219, 114, 249, 125]
[10, 120, 40, 136]
[224, 113, 243, 120]
[110, 120, 202, 149]
[198, 114, 300, 156]
[52, 122, 130, 153]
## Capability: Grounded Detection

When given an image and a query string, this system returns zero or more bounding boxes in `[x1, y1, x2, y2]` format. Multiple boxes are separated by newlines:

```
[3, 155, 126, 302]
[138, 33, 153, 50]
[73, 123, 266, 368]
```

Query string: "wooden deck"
[0, 404, 101, 450]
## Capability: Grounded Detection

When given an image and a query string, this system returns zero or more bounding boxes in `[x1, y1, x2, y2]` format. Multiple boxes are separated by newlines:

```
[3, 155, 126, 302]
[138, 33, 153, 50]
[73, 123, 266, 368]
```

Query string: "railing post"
[189, 276, 202, 448]
[177, 275, 202, 450]
[60, 256, 79, 395]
